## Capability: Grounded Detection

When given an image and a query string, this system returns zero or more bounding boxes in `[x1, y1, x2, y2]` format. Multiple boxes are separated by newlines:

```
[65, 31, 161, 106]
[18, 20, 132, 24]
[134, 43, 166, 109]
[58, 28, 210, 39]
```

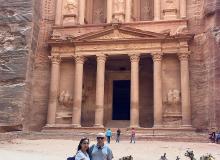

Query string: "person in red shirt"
[130, 128, 136, 143]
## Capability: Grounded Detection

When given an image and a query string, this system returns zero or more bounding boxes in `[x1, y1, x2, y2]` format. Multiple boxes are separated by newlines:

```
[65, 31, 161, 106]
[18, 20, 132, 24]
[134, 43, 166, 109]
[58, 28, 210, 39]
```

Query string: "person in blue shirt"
[105, 128, 112, 144]
[89, 133, 113, 160]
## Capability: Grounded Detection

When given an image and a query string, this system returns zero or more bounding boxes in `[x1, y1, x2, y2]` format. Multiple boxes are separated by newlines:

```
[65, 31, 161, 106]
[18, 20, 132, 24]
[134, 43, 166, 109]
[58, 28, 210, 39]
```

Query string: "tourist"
[209, 131, 216, 143]
[75, 137, 90, 160]
[89, 133, 113, 160]
[116, 128, 121, 143]
[105, 128, 112, 144]
[130, 128, 136, 143]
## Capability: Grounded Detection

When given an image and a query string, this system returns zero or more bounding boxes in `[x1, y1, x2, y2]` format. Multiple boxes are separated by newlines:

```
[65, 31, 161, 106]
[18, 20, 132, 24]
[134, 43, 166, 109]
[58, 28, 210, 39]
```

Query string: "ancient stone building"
[0, 0, 220, 132]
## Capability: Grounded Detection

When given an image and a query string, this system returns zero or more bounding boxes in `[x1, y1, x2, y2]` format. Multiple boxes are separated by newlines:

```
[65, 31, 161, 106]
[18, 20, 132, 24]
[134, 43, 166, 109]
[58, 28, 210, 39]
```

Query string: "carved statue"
[167, 89, 180, 105]
[65, 0, 78, 14]
[114, 0, 125, 13]
[113, 0, 125, 22]
[58, 90, 73, 107]
[164, 0, 176, 9]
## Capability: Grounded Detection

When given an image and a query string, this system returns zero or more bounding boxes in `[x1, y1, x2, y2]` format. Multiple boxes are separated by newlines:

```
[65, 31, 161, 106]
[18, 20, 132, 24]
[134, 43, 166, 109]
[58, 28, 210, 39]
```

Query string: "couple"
[74, 133, 113, 160]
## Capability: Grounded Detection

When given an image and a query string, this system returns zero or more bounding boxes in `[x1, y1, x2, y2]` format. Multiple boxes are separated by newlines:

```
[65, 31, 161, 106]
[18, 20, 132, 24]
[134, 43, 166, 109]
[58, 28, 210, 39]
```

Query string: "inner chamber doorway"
[112, 80, 131, 120]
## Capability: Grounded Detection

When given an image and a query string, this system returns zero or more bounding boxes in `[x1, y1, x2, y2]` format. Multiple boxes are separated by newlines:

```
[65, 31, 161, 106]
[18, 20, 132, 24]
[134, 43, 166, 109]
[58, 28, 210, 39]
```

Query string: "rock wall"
[188, 0, 220, 130]
[0, 0, 219, 131]
[0, 0, 32, 130]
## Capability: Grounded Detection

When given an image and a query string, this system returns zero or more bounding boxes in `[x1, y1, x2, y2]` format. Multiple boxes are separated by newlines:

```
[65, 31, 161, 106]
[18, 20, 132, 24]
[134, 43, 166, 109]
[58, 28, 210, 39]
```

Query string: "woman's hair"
[77, 137, 90, 153]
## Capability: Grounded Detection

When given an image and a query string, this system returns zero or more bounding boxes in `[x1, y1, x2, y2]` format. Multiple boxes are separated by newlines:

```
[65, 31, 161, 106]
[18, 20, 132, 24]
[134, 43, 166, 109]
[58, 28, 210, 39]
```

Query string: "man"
[105, 128, 112, 144]
[116, 128, 121, 143]
[89, 133, 113, 160]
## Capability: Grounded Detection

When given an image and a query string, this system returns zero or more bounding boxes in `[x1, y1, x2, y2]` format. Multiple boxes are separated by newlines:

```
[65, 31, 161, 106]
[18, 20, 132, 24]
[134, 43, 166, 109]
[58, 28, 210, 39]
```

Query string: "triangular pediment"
[74, 25, 166, 42]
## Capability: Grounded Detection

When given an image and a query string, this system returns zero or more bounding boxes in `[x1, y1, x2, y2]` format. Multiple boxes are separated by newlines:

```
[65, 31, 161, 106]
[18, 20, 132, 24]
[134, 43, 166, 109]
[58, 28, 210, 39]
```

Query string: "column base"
[129, 125, 140, 128]
[71, 124, 81, 128]
[93, 124, 104, 128]
[181, 125, 193, 129]
[153, 124, 163, 129]
[45, 124, 56, 127]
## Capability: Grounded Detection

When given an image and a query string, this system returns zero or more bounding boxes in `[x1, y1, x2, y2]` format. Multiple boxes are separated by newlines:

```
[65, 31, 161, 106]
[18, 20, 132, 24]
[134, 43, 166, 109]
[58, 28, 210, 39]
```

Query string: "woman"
[75, 137, 90, 160]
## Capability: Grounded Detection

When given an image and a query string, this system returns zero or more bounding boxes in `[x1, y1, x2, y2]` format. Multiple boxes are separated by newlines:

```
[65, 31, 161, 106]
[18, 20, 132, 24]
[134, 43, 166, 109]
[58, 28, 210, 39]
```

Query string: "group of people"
[105, 128, 136, 144]
[68, 128, 136, 160]
[69, 133, 113, 160]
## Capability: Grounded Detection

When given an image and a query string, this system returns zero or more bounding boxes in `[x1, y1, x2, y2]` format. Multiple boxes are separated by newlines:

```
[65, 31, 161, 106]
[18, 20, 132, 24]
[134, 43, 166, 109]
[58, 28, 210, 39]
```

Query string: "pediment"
[74, 25, 166, 41]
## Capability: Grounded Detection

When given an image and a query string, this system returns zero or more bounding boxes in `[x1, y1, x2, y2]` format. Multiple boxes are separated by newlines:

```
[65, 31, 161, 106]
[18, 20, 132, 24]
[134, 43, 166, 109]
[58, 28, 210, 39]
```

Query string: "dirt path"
[0, 139, 220, 160]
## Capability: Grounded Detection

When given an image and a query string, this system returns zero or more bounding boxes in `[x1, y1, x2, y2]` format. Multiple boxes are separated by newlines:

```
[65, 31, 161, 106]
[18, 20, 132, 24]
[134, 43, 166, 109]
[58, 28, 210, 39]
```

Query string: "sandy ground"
[0, 139, 220, 160]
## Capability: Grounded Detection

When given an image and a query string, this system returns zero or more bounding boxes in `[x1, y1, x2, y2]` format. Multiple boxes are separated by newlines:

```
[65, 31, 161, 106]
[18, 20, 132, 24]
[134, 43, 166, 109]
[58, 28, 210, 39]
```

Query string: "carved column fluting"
[47, 55, 61, 125]
[94, 55, 107, 127]
[152, 53, 163, 127]
[72, 56, 86, 127]
[55, 0, 63, 25]
[107, 0, 113, 23]
[125, 0, 131, 22]
[180, 0, 187, 18]
[130, 54, 140, 128]
[79, 0, 85, 24]
[178, 53, 192, 127]
[154, 0, 161, 20]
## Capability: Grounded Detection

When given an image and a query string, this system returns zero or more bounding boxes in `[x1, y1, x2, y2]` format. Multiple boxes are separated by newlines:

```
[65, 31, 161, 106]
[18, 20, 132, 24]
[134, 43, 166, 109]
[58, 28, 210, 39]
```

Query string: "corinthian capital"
[151, 52, 163, 62]
[97, 54, 107, 62]
[178, 52, 190, 61]
[129, 54, 140, 63]
[74, 55, 86, 64]
[49, 55, 61, 64]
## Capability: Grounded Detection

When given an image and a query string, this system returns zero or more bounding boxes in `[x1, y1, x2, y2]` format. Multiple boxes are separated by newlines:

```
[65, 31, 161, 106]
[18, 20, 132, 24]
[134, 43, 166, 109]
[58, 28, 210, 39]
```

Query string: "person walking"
[89, 133, 113, 160]
[116, 128, 121, 143]
[105, 128, 112, 144]
[130, 128, 136, 143]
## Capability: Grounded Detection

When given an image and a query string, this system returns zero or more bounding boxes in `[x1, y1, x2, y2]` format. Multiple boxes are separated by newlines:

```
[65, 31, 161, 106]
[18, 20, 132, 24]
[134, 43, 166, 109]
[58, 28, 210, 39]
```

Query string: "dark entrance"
[112, 80, 130, 120]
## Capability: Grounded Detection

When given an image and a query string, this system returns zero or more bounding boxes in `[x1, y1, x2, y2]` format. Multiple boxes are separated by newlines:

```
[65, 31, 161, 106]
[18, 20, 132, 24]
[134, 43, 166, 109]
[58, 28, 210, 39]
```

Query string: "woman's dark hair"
[77, 137, 90, 153]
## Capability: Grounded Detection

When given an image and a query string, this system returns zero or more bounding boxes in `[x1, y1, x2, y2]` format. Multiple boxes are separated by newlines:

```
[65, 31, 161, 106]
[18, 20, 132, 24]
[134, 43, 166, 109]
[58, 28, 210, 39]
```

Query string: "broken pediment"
[74, 25, 166, 42]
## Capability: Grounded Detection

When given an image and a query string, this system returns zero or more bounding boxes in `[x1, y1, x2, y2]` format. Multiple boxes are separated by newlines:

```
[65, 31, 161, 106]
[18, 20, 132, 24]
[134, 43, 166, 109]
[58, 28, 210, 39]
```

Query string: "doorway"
[112, 80, 130, 120]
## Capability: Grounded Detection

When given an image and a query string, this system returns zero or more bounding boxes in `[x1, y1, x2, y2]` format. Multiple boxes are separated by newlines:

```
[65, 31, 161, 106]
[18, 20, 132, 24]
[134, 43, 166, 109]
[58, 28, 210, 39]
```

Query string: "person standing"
[130, 128, 136, 143]
[89, 133, 113, 160]
[105, 128, 112, 144]
[116, 128, 121, 143]
[75, 137, 90, 160]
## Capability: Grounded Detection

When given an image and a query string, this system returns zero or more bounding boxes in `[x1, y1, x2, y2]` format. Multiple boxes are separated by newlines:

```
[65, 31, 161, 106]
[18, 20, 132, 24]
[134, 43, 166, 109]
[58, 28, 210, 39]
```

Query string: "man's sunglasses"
[97, 137, 104, 140]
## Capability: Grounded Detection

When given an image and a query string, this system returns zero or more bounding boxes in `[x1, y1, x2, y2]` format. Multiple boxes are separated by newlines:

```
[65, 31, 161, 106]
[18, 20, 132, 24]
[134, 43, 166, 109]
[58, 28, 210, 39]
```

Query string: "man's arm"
[107, 147, 113, 160]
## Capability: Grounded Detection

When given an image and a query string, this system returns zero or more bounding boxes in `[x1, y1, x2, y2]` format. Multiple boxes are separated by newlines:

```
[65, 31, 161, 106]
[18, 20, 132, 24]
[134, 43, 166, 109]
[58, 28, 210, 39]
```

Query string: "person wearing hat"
[89, 133, 113, 160]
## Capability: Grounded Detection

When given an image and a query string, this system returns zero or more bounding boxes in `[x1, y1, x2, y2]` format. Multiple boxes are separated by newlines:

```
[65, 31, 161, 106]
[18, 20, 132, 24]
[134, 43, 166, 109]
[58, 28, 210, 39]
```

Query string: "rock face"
[0, 0, 220, 131]
[0, 0, 32, 129]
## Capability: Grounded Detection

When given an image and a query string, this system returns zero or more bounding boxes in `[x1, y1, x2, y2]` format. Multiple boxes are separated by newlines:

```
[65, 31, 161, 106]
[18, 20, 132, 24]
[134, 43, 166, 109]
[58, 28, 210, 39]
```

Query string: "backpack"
[67, 156, 75, 160]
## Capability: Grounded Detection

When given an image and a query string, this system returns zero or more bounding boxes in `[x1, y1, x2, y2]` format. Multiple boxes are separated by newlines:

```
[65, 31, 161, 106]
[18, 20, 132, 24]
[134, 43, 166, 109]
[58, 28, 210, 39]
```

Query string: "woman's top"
[75, 150, 90, 160]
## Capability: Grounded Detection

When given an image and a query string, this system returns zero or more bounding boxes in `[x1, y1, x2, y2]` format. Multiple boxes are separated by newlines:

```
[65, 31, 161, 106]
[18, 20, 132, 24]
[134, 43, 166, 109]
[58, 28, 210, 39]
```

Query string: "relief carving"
[63, 0, 79, 25]
[163, 0, 177, 20]
[58, 90, 73, 107]
[113, 0, 125, 22]
[164, 89, 181, 116]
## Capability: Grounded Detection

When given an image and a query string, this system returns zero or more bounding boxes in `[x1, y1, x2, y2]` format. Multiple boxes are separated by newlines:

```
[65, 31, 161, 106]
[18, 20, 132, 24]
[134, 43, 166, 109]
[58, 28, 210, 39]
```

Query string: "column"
[72, 56, 86, 127]
[47, 55, 61, 125]
[55, 0, 63, 25]
[180, 0, 187, 18]
[79, 0, 86, 24]
[107, 0, 113, 23]
[94, 55, 107, 127]
[129, 54, 140, 128]
[152, 53, 163, 127]
[178, 52, 192, 127]
[154, 0, 161, 21]
[125, 0, 132, 22]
